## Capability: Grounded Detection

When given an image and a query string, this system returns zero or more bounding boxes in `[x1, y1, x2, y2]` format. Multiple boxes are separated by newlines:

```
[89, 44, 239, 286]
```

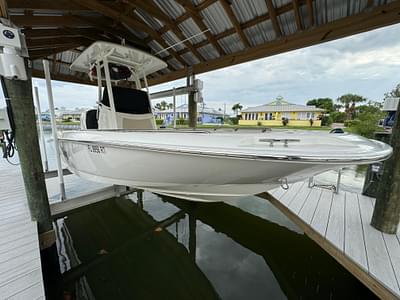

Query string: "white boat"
[58, 42, 392, 202]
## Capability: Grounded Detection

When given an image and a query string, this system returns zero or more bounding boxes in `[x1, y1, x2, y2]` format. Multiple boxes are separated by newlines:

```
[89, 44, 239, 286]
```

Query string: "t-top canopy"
[70, 41, 167, 78]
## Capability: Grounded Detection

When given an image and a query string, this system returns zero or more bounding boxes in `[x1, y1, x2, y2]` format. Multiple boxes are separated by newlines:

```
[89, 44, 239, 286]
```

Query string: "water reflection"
[56, 192, 377, 300]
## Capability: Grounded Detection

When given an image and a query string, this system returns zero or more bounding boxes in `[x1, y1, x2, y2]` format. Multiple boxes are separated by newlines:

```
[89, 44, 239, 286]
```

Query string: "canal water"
[37, 132, 377, 299]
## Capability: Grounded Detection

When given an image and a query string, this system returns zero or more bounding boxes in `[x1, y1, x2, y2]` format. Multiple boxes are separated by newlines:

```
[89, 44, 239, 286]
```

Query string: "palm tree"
[337, 94, 366, 120]
[232, 103, 243, 117]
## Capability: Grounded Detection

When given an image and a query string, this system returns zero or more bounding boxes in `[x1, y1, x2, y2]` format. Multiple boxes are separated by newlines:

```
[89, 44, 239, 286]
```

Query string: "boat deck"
[261, 181, 400, 300]
[0, 160, 45, 299]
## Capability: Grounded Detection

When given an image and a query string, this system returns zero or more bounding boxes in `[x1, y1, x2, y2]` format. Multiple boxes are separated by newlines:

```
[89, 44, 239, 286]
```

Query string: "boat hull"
[58, 129, 392, 202]
[60, 139, 338, 202]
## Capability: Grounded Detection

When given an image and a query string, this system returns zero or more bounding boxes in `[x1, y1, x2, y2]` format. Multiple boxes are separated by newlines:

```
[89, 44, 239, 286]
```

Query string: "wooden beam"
[73, 0, 187, 67]
[29, 44, 82, 59]
[176, 0, 226, 56]
[27, 37, 91, 49]
[0, 0, 8, 18]
[71, 15, 150, 51]
[31, 68, 94, 85]
[162, 1, 303, 62]
[147, 1, 400, 86]
[129, 0, 206, 62]
[292, 0, 303, 30]
[265, 0, 282, 37]
[7, 0, 88, 11]
[219, 0, 251, 48]
[10, 15, 106, 27]
[306, 0, 314, 26]
[24, 28, 98, 39]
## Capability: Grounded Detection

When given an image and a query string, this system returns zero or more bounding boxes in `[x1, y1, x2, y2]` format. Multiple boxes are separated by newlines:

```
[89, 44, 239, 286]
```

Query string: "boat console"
[70, 41, 167, 131]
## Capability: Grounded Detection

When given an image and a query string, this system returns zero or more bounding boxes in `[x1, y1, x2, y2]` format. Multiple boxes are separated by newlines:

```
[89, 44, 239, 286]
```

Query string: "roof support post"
[371, 100, 400, 234]
[1, 61, 53, 234]
[187, 72, 197, 128]
[43, 59, 66, 201]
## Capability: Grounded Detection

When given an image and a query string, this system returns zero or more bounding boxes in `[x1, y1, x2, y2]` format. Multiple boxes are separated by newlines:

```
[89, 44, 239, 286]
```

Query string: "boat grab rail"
[259, 138, 301, 147]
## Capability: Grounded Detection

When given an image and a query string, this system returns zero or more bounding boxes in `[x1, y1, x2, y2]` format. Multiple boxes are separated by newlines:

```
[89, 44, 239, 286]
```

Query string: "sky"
[1, 23, 400, 113]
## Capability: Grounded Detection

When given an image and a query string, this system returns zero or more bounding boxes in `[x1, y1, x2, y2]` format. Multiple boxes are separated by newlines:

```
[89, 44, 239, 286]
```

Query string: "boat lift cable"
[0, 75, 18, 165]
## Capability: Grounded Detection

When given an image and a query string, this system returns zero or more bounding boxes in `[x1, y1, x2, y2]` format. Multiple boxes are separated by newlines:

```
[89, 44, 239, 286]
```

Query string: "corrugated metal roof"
[181, 51, 200, 65]
[278, 10, 297, 35]
[178, 18, 207, 44]
[200, 2, 233, 35]
[161, 31, 186, 51]
[12, 0, 400, 85]
[219, 33, 245, 54]
[197, 43, 220, 60]
[153, 0, 185, 19]
[231, 0, 268, 23]
[134, 8, 164, 31]
[245, 20, 275, 46]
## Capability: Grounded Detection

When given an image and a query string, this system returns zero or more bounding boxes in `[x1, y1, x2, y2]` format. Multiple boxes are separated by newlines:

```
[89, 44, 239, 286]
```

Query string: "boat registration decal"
[88, 144, 106, 154]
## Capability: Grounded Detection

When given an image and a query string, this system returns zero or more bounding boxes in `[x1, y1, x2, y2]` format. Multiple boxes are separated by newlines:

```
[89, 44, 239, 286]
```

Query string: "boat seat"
[85, 109, 98, 129]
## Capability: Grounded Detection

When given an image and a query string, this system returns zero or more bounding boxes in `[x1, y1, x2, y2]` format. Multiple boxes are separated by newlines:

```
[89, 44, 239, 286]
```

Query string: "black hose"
[0, 76, 17, 159]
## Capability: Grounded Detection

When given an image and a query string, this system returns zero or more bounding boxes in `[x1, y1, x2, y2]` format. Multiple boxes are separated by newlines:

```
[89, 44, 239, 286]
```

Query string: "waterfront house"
[239, 96, 324, 126]
[155, 103, 224, 125]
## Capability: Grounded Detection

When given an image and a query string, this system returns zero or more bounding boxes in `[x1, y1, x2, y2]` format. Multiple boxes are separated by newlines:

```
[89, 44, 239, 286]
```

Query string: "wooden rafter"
[306, 0, 314, 26]
[7, 0, 87, 11]
[292, 0, 303, 30]
[32, 69, 94, 85]
[73, 0, 187, 68]
[265, 0, 282, 37]
[27, 37, 91, 49]
[219, 0, 251, 48]
[24, 28, 98, 39]
[147, 0, 400, 86]
[70, 15, 149, 50]
[127, 0, 206, 62]
[162, 1, 303, 62]
[29, 44, 82, 59]
[175, 0, 226, 56]
[10, 15, 108, 27]
[0, 0, 8, 18]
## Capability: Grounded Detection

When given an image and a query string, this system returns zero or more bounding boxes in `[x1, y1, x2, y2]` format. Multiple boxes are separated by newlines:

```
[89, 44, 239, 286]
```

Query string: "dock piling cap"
[70, 41, 167, 78]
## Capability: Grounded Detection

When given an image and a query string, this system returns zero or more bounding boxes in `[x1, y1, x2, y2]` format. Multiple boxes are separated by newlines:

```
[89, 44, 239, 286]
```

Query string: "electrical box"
[383, 97, 399, 112]
[194, 79, 203, 91]
[0, 108, 10, 130]
[0, 23, 27, 80]
[0, 24, 22, 49]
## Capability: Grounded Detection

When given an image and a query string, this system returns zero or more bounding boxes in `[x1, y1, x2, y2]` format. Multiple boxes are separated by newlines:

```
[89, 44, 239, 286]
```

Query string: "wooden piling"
[187, 73, 197, 128]
[2, 63, 52, 234]
[371, 102, 400, 234]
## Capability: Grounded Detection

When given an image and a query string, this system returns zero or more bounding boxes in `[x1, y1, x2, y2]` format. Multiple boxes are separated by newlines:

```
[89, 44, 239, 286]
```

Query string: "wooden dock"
[261, 181, 400, 300]
[0, 160, 45, 299]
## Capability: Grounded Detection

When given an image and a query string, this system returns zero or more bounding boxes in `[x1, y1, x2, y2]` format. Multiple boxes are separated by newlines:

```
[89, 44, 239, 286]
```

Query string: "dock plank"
[358, 193, 400, 294]
[298, 188, 322, 224]
[326, 192, 346, 251]
[0, 160, 45, 299]
[344, 192, 368, 270]
[262, 180, 400, 300]
[288, 184, 312, 214]
[7, 282, 45, 300]
[311, 190, 334, 236]
[0, 268, 43, 298]
[279, 181, 305, 206]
